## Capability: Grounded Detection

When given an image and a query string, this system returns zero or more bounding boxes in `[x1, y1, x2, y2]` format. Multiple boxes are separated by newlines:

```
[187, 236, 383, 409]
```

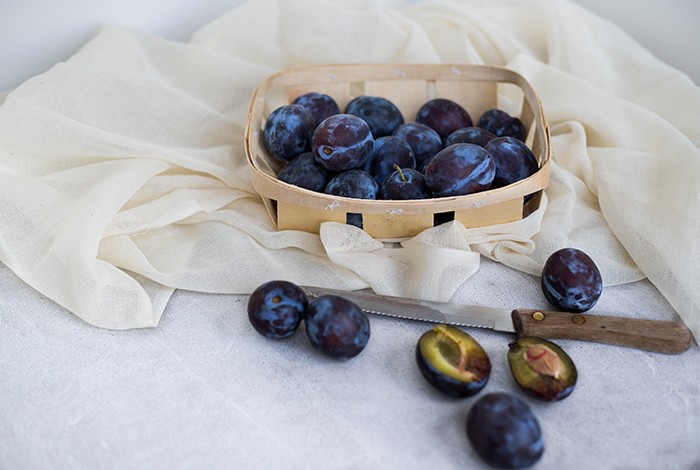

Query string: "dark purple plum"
[291, 92, 340, 127]
[344, 95, 404, 138]
[508, 337, 577, 401]
[263, 104, 316, 163]
[277, 152, 332, 192]
[312, 114, 374, 172]
[324, 170, 379, 228]
[466, 393, 544, 469]
[484, 136, 539, 188]
[305, 295, 370, 358]
[477, 109, 526, 141]
[416, 98, 473, 141]
[380, 167, 431, 200]
[324, 170, 379, 200]
[444, 127, 497, 148]
[541, 248, 603, 313]
[247, 280, 308, 339]
[365, 136, 416, 186]
[392, 122, 443, 166]
[415, 325, 491, 398]
[424, 143, 496, 197]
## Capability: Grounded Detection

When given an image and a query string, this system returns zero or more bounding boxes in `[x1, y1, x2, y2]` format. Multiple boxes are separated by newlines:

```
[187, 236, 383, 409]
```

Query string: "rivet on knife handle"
[511, 309, 693, 355]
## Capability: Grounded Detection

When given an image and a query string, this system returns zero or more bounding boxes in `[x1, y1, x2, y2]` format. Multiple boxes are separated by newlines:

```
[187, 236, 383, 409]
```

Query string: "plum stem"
[393, 164, 407, 182]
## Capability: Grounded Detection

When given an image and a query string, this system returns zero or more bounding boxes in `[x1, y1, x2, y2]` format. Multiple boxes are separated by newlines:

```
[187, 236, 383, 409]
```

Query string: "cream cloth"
[0, 0, 697, 338]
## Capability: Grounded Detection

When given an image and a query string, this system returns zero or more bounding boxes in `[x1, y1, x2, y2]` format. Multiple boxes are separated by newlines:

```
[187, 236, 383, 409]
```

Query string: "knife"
[301, 286, 693, 355]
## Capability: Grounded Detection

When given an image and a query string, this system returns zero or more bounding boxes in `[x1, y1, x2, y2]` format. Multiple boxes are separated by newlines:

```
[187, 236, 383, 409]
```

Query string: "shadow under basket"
[244, 63, 551, 240]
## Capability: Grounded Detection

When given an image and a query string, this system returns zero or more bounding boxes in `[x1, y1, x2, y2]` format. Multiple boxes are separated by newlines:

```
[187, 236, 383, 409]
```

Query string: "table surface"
[2, 256, 698, 469]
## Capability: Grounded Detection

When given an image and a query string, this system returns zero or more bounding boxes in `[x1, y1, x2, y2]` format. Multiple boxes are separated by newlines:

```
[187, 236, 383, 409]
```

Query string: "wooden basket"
[244, 63, 551, 240]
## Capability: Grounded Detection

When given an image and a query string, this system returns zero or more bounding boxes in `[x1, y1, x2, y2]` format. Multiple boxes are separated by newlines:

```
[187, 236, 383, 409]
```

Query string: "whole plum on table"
[263, 104, 316, 163]
[305, 295, 370, 358]
[312, 114, 374, 172]
[291, 92, 340, 127]
[416, 98, 473, 141]
[484, 136, 539, 188]
[541, 248, 603, 313]
[423, 143, 496, 197]
[324, 170, 379, 228]
[344, 95, 404, 138]
[365, 136, 416, 186]
[415, 324, 491, 398]
[247, 280, 308, 339]
[277, 152, 332, 192]
[444, 126, 497, 148]
[466, 392, 544, 469]
[477, 108, 526, 141]
[508, 337, 578, 401]
[392, 122, 443, 167]
[380, 167, 431, 200]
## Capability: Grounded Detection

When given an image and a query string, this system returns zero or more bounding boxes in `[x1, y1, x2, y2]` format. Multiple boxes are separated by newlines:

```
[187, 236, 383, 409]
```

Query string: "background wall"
[1, 0, 699, 92]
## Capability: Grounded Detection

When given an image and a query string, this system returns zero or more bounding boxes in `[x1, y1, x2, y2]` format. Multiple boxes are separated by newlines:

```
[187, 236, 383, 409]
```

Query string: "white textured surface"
[1, 259, 698, 469]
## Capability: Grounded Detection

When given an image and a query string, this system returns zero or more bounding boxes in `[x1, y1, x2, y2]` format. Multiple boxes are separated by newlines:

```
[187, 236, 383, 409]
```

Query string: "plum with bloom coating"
[484, 136, 539, 189]
[424, 143, 495, 197]
[305, 295, 370, 358]
[541, 248, 603, 313]
[312, 114, 374, 172]
[263, 105, 316, 163]
[416, 98, 473, 141]
[247, 280, 308, 339]
[466, 392, 544, 469]
[477, 108, 526, 141]
[292, 92, 340, 127]
[345, 95, 404, 138]
[278, 152, 332, 192]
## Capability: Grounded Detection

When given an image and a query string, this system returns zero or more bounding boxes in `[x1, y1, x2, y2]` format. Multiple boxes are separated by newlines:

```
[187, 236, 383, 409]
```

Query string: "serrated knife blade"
[302, 285, 515, 332]
[300, 286, 693, 355]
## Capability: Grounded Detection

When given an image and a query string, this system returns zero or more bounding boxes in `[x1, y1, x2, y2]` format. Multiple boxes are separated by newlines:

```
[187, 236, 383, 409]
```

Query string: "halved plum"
[415, 325, 491, 398]
[507, 336, 577, 401]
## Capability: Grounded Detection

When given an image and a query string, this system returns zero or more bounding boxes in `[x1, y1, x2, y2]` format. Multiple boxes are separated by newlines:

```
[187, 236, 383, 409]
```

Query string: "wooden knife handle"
[512, 309, 693, 355]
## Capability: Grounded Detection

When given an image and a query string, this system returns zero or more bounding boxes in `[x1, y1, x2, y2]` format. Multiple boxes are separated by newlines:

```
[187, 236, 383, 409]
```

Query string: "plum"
[345, 95, 404, 138]
[508, 337, 577, 401]
[484, 136, 539, 189]
[365, 136, 416, 186]
[263, 104, 316, 163]
[292, 92, 340, 127]
[380, 167, 431, 200]
[541, 248, 603, 313]
[277, 152, 332, 192]
[466, 392, 544, 469]
[423, 143, 495, 197]
[305, 295, 370, 358]
[477, 109, 526, 141]
[392, 122, 443, 166]
[324, 170, 379, 228]
[416, 98, 473, 141]
[415, 325, 491, 398]
[444, 126, 497, 148]
[312, 114, 374, 172]
[247, 280, 308, 339]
